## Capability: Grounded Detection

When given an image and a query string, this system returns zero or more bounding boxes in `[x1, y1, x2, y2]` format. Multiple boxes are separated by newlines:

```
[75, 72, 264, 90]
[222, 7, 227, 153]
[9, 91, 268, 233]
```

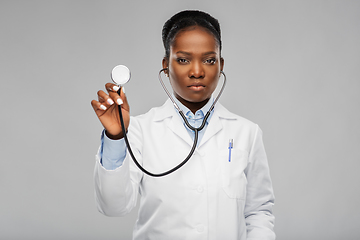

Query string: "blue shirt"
[100, 97, 214, 170]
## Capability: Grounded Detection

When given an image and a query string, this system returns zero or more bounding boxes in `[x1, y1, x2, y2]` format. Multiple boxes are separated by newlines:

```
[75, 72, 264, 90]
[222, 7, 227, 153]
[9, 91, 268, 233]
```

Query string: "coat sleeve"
[244, 125, 276, 240]
[93, 117, 143, 216]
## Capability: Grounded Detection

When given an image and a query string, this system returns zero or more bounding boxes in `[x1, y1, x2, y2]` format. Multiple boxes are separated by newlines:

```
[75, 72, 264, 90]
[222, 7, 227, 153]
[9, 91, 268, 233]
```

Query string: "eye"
[204, 58, 216, 65]
[177, 58, 189, 64]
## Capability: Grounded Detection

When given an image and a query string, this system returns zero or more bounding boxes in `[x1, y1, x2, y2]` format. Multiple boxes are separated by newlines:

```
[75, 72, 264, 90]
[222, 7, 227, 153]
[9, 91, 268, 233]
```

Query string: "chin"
[186, 96, 210, 103]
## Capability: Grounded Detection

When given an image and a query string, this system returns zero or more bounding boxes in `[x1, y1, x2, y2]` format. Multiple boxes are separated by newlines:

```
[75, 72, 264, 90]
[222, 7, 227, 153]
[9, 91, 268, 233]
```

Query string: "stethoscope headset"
[111, 65, 227, 177]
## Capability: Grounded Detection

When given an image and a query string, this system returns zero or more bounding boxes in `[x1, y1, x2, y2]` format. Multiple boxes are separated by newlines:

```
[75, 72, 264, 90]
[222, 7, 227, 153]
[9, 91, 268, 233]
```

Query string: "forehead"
[171, 26, 220, 54]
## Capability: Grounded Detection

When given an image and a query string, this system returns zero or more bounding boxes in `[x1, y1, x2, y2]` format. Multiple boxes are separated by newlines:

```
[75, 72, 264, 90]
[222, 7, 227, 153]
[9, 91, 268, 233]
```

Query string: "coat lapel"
[198, 103, 238, 148]
[168, 112, 193, 146]
[153, 100, 238, 148]
[198, 109, 222, 148]
[153, 99, 193, 146]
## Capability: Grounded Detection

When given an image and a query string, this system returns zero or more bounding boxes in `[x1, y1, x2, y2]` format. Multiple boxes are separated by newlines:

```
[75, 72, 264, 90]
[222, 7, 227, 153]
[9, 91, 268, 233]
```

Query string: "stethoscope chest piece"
[111, 65, 131, 85]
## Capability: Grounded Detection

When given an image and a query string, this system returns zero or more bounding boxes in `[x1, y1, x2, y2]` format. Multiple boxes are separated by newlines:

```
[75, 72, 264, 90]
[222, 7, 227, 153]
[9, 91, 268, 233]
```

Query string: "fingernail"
[117, 98, 123, 105]
[113, 85, 120, 91]
[122, 87, 126, 94]
[100, 105, 107, 110]
[107, 98, 114, 105]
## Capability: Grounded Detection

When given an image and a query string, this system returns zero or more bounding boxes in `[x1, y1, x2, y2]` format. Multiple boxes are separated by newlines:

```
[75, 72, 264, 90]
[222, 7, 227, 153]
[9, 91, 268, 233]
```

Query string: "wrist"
[105, 130, 124, 140]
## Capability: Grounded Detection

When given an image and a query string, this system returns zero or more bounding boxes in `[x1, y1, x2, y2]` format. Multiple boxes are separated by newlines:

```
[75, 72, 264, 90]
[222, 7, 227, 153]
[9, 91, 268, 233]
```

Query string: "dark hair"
[162, 10, 222, 59]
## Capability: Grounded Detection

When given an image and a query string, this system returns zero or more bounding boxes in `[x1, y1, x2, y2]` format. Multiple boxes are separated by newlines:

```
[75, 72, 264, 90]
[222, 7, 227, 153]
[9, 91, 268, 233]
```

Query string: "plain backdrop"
[1, 0, 359, 239]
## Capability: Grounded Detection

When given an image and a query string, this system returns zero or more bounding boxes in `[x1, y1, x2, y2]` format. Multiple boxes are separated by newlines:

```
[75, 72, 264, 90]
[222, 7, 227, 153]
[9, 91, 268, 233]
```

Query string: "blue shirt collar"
[172, 94, 214, 121]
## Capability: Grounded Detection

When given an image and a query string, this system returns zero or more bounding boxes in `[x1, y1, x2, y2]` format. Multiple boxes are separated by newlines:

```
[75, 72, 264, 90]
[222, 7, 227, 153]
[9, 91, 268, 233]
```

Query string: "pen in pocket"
[228, 139, 233, 162]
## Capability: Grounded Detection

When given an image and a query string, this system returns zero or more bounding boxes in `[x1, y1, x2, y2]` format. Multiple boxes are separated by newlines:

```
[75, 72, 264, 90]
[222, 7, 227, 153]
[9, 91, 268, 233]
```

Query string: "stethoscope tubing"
[117, 69, 226, 177]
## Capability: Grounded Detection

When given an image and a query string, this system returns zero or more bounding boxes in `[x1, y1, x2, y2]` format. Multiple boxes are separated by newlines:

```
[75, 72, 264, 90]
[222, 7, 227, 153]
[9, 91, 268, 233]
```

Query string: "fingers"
[90, 89, 117, 113]
[104, 83, 129, 110]
[108, 91, 123, 106]
[92, 83, 129, 112]
[105, 83, 120, 94]
[91, 99, 107, 112]
[105, 83, 125, 104]
[91, 82, 131, 140]
[97, 90, 115, 109]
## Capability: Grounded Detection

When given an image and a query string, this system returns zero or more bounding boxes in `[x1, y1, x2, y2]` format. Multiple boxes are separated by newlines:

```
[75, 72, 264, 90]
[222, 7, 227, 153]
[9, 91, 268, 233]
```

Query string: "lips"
[188, 84, 205, 91]
[188, 83, 205, 91]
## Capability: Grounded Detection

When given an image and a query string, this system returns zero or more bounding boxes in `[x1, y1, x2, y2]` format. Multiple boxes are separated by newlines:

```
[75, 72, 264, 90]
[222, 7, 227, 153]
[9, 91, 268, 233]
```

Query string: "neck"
[176, 96, 210, 114]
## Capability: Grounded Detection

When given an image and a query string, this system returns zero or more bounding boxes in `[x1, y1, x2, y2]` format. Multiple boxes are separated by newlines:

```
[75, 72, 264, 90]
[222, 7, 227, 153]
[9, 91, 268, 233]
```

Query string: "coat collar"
[153, 99, 238, 147]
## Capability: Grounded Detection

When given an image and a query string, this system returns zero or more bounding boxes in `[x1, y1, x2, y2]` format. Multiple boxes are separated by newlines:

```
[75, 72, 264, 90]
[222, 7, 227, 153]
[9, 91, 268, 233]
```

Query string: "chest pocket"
[219, 149, 248, 199]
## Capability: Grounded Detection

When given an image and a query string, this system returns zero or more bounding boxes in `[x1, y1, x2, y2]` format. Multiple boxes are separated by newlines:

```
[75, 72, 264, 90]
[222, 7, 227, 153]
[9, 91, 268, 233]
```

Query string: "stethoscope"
[111, 65, 227, 177]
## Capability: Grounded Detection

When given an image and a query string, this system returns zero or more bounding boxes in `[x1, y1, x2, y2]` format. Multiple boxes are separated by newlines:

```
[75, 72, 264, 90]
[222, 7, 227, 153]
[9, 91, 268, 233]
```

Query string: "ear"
[162, 58, 169, 75]
[220, 57, 224, 71]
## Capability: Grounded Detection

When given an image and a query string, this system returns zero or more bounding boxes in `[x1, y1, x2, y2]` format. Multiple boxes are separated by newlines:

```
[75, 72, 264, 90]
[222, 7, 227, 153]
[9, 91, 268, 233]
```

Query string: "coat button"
[197, 186, 204, 193]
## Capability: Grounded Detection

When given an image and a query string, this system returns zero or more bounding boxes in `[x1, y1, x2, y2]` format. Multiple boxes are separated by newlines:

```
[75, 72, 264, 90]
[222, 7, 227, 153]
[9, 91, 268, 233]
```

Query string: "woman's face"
[163, 26, 224, 112]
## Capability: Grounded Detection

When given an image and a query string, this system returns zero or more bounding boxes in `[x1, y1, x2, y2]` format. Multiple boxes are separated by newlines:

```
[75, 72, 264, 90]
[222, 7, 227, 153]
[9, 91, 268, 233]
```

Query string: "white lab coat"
[94, 99, 275, 240]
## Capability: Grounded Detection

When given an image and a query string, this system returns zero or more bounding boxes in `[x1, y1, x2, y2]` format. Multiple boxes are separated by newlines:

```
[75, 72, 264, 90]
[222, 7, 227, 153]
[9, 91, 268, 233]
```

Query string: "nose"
[189, 61, 205, 79]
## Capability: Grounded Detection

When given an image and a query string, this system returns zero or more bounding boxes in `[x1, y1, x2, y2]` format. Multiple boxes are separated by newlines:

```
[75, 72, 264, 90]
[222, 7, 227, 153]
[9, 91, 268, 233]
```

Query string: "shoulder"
[215, 102, 258, 129]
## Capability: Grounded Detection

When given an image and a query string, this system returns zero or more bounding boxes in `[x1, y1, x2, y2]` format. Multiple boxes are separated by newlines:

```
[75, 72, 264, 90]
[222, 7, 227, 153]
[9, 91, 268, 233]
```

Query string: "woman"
[91, 10, 275, 240]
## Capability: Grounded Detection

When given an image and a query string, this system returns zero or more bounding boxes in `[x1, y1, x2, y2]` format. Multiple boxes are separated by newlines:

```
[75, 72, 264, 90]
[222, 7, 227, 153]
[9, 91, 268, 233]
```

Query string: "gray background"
[1, 0, 359, 239]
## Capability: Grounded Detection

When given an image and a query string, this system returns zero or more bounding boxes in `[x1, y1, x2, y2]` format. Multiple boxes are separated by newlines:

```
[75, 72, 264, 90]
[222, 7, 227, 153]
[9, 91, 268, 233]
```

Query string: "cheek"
[208, 68, 221, 81]
[210, 79, 220, 92]
[168, 73, 182, 91]
[208, 71, 222, 91]
[169, 66, 187, 84]
[169, 63, 186, 75]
